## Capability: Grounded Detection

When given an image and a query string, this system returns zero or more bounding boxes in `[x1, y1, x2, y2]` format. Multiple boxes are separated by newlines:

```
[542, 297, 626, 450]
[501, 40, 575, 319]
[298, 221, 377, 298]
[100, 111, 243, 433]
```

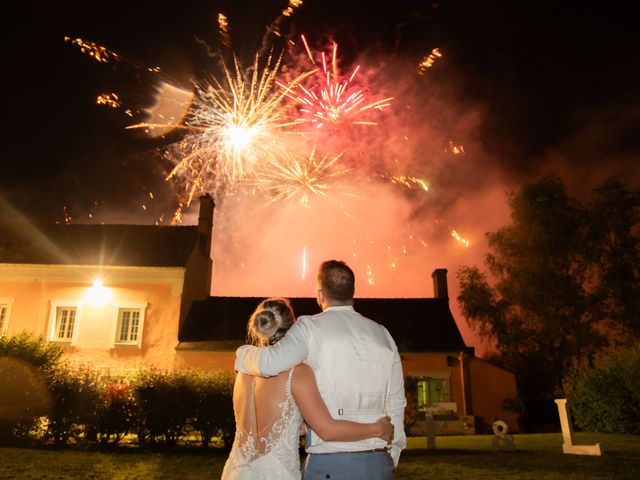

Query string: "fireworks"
[66, 5, 480, 298]
[254, 145, 350, 207]
[129, 52, 315, 205]
[282, 36, 393, 129]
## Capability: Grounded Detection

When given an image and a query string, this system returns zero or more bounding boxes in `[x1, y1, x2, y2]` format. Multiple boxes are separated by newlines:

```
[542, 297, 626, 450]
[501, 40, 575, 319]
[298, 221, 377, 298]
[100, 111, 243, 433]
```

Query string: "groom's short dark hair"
[318, 260, 355, 301]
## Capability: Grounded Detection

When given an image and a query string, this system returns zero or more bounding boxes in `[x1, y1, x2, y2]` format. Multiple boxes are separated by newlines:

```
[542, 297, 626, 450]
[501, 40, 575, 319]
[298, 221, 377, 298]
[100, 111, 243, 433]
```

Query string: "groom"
[235, 260, 406, 479]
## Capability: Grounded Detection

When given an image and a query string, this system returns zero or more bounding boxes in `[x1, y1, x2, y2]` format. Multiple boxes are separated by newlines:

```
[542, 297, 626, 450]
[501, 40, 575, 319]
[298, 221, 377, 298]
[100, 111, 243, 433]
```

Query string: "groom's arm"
[385, 330, 407, 467]
[235, 317, 311, 377]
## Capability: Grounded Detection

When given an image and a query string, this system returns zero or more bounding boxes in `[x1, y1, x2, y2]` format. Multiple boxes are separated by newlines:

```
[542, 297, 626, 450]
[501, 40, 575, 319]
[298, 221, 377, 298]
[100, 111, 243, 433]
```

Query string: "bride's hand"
[374, 416, 394, 443]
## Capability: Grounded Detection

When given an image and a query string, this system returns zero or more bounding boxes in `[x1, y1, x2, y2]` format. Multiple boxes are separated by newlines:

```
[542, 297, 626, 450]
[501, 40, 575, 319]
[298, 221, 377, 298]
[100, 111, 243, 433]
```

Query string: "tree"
[587, 178, 640, 340]
[457, 176, 640, 409]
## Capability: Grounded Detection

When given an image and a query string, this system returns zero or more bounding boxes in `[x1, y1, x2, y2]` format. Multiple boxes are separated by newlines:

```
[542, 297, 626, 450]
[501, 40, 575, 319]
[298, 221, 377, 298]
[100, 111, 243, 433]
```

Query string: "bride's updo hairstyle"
[247, 297, 295, 346]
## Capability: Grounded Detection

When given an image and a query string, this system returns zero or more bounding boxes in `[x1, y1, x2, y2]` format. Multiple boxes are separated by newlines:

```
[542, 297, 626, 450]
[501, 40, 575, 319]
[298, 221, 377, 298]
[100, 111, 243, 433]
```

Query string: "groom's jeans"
[302, 450, 395, 480]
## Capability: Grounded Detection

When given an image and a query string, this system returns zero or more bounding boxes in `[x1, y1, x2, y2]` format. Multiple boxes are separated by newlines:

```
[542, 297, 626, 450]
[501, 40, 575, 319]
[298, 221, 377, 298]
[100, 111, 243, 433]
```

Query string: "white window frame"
[48, 299, 83, 346]
[0, 298, 15, 336]
[111, 302, 147, 348]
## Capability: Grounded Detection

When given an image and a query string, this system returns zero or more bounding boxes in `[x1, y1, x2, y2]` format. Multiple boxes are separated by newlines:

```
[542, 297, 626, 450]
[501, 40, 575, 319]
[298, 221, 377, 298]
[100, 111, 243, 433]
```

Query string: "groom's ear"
[316, 289, 325, 304]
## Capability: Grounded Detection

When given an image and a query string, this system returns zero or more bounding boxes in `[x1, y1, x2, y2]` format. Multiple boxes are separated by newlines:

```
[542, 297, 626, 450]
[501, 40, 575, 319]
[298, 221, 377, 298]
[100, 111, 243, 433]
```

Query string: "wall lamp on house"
[85, 279, 112, 307]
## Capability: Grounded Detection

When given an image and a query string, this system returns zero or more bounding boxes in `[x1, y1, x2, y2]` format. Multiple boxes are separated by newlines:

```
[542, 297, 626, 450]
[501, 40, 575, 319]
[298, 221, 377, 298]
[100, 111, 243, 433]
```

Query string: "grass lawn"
[0, 433, 638, 479]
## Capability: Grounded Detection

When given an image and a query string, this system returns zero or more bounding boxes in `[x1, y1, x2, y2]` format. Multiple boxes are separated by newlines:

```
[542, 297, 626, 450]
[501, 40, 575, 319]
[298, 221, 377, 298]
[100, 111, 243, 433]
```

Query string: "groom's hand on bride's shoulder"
[234, 345, 253, 373]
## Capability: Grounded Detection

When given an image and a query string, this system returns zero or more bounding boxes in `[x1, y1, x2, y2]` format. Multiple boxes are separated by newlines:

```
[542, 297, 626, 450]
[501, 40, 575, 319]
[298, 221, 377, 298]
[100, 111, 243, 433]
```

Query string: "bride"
[221, 297, 393, 480]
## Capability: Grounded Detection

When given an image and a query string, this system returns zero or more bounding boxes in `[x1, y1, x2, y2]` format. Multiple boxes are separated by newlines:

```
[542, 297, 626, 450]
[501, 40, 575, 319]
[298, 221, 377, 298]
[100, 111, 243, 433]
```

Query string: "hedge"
[0, 333, 235, 448]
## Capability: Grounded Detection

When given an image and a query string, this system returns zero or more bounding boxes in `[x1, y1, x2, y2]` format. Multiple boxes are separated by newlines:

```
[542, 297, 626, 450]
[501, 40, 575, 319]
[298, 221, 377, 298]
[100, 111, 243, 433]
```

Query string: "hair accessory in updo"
[247, 298, 295, 346]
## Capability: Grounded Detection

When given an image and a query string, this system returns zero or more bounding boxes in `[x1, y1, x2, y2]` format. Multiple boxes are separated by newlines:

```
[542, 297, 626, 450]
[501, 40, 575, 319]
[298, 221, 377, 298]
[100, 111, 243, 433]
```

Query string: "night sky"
[3, 0, 638, 222]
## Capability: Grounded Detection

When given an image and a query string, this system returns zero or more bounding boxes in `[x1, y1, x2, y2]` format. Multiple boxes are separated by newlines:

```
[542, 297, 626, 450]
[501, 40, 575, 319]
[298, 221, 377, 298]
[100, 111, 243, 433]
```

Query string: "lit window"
[55, 307, 76, 341]
[0, 305, 8, 335]
[0, 298, 13, 336]
[48, 300, 83, 345]
[113, 302, 147, 348]
[417, 377, 446, 412]
[117, 309, 140, 343]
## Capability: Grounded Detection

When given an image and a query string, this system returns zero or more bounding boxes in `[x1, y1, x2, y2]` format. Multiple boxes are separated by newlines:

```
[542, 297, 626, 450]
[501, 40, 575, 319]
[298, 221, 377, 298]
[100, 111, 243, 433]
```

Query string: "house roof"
[178, 296, 471, 353]
[0, 223, 199, 267]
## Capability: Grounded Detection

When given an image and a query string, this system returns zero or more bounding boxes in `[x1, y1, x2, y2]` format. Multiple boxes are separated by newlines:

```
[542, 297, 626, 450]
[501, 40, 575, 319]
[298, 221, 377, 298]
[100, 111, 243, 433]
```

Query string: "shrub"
[565, 346, 640, 434]
[132, 369, 195, 447]
[0, 333, 62, 444]
[187, 370, 235, 448]
[47, 365, 101, 445]
[0, 332, 63, 372]
[95, 382, 137, 445]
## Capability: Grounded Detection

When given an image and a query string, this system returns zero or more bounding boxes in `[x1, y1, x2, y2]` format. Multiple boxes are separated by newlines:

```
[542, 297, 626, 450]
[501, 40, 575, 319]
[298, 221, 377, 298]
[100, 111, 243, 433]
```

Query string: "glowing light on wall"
[85, 279, 112, 307]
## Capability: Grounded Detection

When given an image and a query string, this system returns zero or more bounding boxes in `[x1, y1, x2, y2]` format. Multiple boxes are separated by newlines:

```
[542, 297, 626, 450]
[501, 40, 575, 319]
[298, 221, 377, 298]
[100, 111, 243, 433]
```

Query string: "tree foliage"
[457, 176, 640, 403]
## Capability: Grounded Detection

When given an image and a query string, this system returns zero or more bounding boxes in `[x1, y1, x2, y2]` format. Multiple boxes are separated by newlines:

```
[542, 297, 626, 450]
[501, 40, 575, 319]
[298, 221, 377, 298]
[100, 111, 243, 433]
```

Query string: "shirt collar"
[324, 305, 355, 312]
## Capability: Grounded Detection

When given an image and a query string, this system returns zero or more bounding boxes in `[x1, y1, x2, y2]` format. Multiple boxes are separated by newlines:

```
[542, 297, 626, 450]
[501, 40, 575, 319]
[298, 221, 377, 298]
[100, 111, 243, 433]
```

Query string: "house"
[178, 271, 520, 434]
[0, 195, 215, 374]
[0, 194, 519, 433]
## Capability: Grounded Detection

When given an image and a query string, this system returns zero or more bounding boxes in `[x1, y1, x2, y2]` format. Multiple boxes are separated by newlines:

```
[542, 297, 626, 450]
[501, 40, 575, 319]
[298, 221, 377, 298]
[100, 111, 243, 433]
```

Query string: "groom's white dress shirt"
[235, 305, 407, 466]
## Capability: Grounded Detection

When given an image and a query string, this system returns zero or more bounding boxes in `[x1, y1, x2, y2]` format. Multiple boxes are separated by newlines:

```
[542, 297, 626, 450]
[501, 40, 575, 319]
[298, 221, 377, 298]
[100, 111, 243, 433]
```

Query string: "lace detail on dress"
[221, 368, 302, 480]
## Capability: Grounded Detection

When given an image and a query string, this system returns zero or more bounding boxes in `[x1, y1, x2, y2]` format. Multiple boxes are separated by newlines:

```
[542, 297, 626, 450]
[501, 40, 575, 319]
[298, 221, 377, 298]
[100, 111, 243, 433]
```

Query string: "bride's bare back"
[234, 370, 295, 455]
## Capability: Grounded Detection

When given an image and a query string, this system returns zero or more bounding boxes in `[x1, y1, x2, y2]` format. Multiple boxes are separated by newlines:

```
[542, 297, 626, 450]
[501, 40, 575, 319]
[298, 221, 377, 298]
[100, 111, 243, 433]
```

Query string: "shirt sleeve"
[235, 317, 311, 377]
[385, 330, 407, 467]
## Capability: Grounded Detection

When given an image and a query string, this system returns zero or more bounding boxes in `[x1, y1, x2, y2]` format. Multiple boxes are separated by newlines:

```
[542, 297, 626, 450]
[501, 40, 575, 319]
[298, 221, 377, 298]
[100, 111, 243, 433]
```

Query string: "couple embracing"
[222, 260, 406, 480]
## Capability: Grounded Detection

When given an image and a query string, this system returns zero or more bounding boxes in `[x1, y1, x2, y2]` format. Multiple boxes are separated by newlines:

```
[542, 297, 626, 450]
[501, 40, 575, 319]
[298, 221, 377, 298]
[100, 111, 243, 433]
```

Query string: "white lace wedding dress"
[221, 367, 303, 480]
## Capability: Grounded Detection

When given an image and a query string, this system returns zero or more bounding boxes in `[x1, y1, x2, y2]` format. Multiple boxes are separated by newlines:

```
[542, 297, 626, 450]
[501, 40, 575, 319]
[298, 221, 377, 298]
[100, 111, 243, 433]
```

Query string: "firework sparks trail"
[301, 246, 307, 280]
[64, 37, 121, 64]
[417, 47, 443, 75]
[281, 36, 393, 129]
[260, 0, 304, 53]
[66, 36, 169, 123]
[387, 174, 430, 192]
[96, 93, 121, 108]
[366, 264, 375, 285]
[217, 13, 232, 49]
[445, 140, 465, 155]
[450, 229, 470, 247]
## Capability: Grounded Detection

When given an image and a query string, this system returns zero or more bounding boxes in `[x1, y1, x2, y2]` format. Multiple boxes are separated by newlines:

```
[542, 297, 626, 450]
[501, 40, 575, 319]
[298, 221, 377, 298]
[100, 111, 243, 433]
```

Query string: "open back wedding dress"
[221, 367, 303, 480]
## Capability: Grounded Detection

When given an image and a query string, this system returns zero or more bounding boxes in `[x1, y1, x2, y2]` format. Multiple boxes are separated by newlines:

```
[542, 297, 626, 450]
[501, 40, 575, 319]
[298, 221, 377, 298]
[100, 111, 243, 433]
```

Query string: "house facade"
[0, 195, 214, 375]
[0, 194, 519, 433]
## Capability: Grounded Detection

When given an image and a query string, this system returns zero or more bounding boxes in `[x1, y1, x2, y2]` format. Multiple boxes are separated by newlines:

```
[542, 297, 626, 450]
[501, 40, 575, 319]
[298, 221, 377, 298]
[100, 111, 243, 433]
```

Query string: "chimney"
[431, 268, 449, 299]
[179, 194, 215, 335]
[197, 194, 215, 256]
